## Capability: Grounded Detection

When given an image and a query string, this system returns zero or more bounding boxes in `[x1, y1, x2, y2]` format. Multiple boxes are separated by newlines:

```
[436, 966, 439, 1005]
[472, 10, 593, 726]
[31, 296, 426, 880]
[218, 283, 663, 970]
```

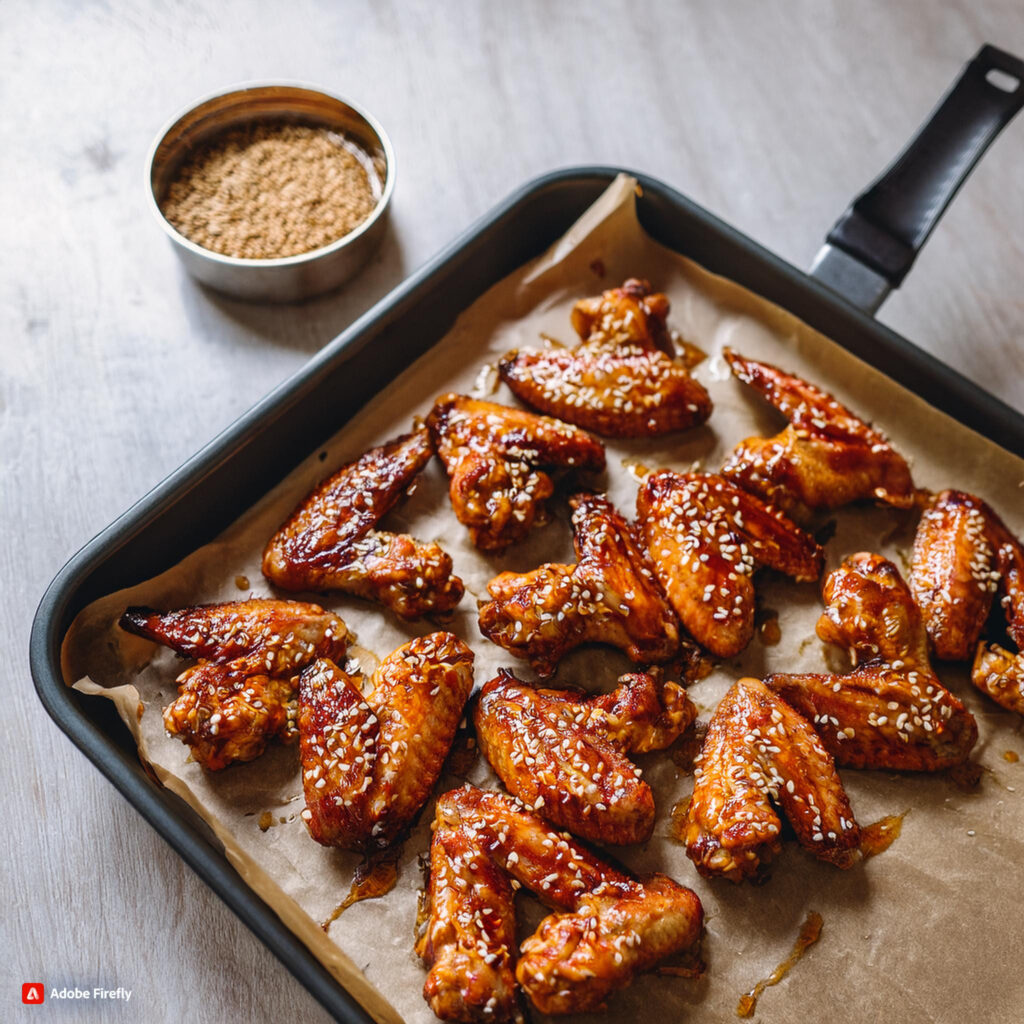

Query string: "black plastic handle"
[827, 44, 1024, 287]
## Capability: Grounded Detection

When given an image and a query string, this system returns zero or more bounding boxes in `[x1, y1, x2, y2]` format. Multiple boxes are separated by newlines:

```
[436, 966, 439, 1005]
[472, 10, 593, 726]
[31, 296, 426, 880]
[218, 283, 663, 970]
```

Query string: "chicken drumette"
[474, 669, 697, 845]
[721, 349, 916, 519]
[299, 632, 474, 851]
[499, 279, 712, 438]
[262, 425, 464, 618]
[426, 394, 605, 551]
[478, 491, 680, 676]
[419, 785, 704, 1022]
[767, 553, 978, 770]
[684, 676, 861, 882]
[910, 489, 1024, 714]
[119, 599, 347, 771]
[636, 471, 823, 658]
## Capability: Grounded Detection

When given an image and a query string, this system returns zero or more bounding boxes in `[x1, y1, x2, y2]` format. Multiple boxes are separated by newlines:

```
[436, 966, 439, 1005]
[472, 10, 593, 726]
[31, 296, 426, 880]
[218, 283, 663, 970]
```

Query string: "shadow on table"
[179, 219, 409, 356]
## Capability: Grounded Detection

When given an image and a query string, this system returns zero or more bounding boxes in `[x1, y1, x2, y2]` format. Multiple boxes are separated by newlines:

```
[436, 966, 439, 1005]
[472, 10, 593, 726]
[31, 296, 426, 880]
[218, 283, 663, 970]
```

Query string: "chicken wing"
[420, 785, 704, 1022]
[721, 349, 916, 519]
[636, 471, 823, 658]
[474, 669, 697, 845]
[684, 677, 860, 883]
[299, 632, 474, 850]
[909, 489, 1024, 714]
[766, 553, 978, 770]
[119, 599, 347, 771]
[499, 279, 712, 438]
[262, 426, 464, 618]
[478, 491, 680, 676]
[910, 490, 1000, 660]
[426, 394, 606, 551]
[973, 643, 1024, 715]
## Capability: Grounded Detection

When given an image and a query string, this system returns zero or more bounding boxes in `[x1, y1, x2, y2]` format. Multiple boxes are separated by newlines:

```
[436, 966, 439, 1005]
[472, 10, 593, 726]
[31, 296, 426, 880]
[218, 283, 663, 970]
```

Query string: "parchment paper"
[63, 175, 1024, 1024]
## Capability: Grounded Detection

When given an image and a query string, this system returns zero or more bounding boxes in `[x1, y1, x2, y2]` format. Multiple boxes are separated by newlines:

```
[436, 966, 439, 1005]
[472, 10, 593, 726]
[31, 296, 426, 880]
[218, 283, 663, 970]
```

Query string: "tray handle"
[810, 44, 1024, 314]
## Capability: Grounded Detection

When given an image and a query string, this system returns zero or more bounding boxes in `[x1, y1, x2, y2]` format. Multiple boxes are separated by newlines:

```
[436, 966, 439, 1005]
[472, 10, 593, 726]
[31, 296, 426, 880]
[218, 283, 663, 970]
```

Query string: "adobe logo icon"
[22, 983, 45, 1004]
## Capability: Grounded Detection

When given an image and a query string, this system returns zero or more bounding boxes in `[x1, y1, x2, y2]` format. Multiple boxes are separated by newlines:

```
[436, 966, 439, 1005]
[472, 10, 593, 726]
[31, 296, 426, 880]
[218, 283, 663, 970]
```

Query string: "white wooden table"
[5, 2, 1023, 1020]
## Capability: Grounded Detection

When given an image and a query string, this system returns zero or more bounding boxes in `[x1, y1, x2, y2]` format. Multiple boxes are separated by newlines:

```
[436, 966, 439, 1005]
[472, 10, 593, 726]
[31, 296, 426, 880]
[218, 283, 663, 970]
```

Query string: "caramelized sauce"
[859, 811, 906, 860]
[234, 575, 250, 590]
[321, 846, 402, 931]
[670, 722, 708, 775]
[669, 797, 691, 842]
[755, 608, 782, 646]
[1005, 750, 1020, 764]
[621, 456, 654, 482]
[257, 811, 275, 832]
[675, 337, 708, 370]
[736, 910, 823, 1018]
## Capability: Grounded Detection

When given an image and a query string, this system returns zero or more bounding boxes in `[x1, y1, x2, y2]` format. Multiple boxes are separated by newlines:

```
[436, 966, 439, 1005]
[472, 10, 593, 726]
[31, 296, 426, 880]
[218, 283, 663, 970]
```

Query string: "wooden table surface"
[5, 1, 1023, 1020]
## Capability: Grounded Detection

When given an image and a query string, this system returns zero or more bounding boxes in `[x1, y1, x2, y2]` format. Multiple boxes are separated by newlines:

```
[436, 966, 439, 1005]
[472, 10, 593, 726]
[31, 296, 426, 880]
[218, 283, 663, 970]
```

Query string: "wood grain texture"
[3, 1, 1022, 1021]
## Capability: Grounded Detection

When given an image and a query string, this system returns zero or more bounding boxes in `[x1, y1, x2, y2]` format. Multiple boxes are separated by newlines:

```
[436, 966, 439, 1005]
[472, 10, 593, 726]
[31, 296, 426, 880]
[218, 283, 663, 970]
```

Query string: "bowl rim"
[144, 79, 396, 269]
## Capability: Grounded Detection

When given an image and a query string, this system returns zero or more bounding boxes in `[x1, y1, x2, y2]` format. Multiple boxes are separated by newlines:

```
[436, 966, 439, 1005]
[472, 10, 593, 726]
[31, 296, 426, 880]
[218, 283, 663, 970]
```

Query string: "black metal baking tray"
[30, 44, 1024, 1024]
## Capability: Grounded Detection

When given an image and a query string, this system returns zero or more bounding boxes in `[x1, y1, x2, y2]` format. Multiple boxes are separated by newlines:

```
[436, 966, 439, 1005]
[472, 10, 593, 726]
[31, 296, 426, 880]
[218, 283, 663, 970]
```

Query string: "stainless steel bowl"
[146, 82, 395, 303]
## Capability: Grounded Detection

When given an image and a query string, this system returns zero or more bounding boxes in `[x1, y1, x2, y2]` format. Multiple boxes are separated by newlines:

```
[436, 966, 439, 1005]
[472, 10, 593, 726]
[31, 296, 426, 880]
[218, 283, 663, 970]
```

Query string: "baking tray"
[30, 44, 1024, 1024]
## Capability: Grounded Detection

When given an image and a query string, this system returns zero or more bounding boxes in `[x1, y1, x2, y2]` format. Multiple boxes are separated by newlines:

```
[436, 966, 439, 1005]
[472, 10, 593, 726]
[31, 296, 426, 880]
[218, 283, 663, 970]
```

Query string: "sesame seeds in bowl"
[147, 83, 395, 303]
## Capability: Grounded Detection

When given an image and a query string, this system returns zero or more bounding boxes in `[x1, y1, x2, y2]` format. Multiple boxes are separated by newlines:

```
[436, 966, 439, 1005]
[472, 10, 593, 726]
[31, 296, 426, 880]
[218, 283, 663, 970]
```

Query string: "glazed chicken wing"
[419, 785, 704, 1022]
[973, 644, 1024, 714]
[474, 669, 696, 845]
[684, 677, 860, 882]
[767, 553, 978, 771]
[120, 599, 347, 771]
[499, 279, 712, 438]
[721, 349, 916, 519]
[299, 632, 474, 850]
[426, 394, 606, 551]
[910, 490, 1000, 660]
[636, 471, 823, 658]
[909, 489, 1024, 714]
[262, 426, 464, 618]
[478, 492, 680, 676]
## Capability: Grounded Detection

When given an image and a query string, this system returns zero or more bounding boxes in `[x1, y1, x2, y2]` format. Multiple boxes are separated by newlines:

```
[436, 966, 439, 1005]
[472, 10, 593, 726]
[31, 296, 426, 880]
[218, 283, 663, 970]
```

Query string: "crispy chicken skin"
[685, 677, 860, 882]
[721, 349, 916, 519]
[636, 471, 823, 658]
[478, 492, 680, 676]
[909, 489, 1024, 715]
[299, 632, 474, 851]
[767, 553, 978, 770]
[426, 394, 606, 552]
[499, 279, 712, 438]
[119, 599, 347, 771]
[262, 426, 464, 618]
[474, 670, 696, 845]
[420, 786, 704, 1022]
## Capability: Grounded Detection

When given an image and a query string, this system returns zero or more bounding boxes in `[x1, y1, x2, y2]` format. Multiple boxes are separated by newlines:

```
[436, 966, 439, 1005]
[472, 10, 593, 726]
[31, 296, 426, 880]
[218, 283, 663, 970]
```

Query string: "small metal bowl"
[147, 82, 395, 302]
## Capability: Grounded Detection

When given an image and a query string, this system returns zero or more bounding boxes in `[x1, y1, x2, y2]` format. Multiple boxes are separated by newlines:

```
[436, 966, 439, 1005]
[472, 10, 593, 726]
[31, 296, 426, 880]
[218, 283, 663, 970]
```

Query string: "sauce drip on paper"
[736, 910, 823, 1018]
[321, 845, 402, 931]
[668, 797, 691, 842]
[859, 811, 906, 859]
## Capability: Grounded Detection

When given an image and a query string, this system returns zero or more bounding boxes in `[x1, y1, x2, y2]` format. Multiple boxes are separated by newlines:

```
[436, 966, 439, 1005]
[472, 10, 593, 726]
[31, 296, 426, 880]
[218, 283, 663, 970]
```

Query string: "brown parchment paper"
[63, 175, 1024, 1024]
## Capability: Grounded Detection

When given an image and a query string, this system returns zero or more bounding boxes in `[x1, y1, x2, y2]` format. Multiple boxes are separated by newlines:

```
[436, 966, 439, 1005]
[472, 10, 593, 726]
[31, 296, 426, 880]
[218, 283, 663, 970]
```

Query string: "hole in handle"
[985, 68, 1020, 93]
